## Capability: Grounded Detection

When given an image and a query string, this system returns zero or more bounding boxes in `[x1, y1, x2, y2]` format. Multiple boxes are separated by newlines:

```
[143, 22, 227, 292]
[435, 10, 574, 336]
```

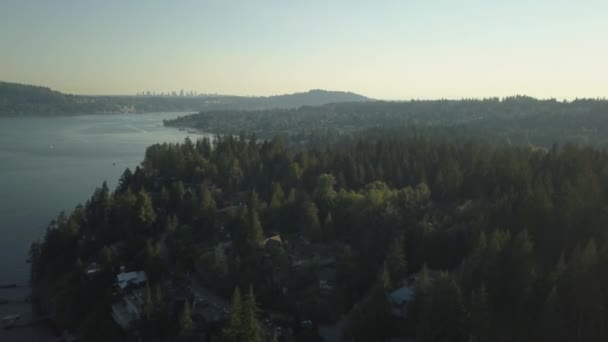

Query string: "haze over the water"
[1, 0, 606, 100]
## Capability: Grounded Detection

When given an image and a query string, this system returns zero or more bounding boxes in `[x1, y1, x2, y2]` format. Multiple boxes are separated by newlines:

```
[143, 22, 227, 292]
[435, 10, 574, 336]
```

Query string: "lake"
[0, 112, 205, 285]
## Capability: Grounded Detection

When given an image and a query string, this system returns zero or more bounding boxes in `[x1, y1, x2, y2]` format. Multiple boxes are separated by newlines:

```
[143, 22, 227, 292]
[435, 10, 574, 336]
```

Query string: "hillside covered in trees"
[0, 81, 369, 116]
[165, 97, 608, 147]
[30, 129, 608, 341]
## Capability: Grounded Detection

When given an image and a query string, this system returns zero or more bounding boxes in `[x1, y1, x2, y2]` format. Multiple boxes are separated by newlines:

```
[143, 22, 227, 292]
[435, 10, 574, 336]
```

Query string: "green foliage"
[165, 97, 608, 147]
[343, 264, 392, 342]
[470, 284, 491, 342]
[223, 287, 244, 342]
[417, 272, 465, 342]
[386, 236, 407, 286]
[223, 286, 263, 342]
[30, 131, 608, 341]
[303, 201, 322, 241]
[179, 301, 194, 336]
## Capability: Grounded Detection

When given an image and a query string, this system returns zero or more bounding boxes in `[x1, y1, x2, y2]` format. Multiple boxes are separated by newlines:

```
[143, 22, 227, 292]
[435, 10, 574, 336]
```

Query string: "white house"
[116, 271, 147, 290]
[389, 286, 415, 318]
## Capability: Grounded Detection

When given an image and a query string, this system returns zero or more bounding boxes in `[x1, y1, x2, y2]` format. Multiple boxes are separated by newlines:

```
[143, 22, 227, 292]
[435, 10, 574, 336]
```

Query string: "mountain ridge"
[0, 81, 370, 116]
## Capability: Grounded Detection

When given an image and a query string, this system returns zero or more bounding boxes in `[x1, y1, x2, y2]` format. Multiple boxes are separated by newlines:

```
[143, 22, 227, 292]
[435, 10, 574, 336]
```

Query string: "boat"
[2, 314, 20, 329]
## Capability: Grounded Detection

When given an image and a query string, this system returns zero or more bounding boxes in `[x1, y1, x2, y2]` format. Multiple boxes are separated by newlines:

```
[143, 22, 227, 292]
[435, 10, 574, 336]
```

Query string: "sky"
[0, 0, 606, 99]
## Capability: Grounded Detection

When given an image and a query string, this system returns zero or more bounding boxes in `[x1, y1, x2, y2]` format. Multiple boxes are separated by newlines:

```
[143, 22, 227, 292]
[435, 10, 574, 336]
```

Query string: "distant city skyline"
[1, 0, 607, 100]
[137, 90, 202, 97]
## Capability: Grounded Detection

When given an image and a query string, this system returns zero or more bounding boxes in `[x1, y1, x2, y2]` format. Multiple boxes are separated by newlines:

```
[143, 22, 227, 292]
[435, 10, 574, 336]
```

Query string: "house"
[116, 271, 147, 291]
[264, 235, 283, 250]
[318, 267, 337, 291]
[389, 286, 415, 318]
[84, 262, 101, 276]
[112, 288, 145, 330]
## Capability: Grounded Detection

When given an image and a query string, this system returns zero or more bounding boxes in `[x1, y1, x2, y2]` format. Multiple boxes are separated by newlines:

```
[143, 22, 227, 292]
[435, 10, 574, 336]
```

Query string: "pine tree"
[269, 183, 285, 231]
[153, 285, 162, 308]
[243, 285, 263, 342]
[323, 212, 335, 240]
[269, 183, 285, 209]
[99, 245, 113, 271]
[378, 262, 392, 291]
[136, 190, 157, 229]
[247, 209, 265, 249]
[199, 185, 216, 211]
[165, 214, 179, 233]
[344, 265, 392, 341]
[314, 173, 337, 212]
[470, 283, 491, 342]
[537, 286, 565, 341]
[223, 287, 244, 342]
[303, 201, 322, 241]
[386, 236, 407, 286]
[179, 301, 194, 335]
[143, 284, 153, 320]
[418, 272, 465, 342]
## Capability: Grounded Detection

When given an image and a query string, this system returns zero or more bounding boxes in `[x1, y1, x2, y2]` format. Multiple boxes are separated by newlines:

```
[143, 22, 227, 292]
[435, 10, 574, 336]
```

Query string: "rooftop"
[116, 271, 147, 290]
[389, 287, 415, 306]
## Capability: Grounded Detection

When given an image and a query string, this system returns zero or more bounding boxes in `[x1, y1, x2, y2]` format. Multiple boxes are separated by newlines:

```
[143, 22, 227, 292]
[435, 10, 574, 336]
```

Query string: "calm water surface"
[0, 113, 204, 284]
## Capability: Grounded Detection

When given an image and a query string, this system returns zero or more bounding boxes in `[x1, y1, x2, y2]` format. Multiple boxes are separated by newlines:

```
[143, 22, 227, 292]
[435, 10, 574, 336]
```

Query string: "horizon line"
[2, 80, 607, 102]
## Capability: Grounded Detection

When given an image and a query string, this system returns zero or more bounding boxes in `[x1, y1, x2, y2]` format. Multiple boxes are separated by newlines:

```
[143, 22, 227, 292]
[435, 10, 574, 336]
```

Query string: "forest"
[165, 96, 608, 147]
[29, 127, 608, 341]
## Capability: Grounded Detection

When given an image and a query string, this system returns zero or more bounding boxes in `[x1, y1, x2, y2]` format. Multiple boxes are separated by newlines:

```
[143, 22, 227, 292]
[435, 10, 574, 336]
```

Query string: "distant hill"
[0, 81, 369, 116]
[262, 89, 369, 107]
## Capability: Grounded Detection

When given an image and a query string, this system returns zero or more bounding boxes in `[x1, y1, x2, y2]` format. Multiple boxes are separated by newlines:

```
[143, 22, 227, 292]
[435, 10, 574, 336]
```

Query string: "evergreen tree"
[344, 264, 392, 341]
[143, 284, 153, 320]
[470, 283, 491, 342]
[386, 236, 407, 286]
[323, 212, 335, 240]
[179, 301, 194, 336]
[153, 285, 162, 308]
[98, 245, 113, 271]
[269, 183, 285, 231]
[537, 286, 566, 342]
[303, 201, 322, 241]
[418, 272, 465, 342]
[269, 182, 285, 209]
[247, 209, 265, 249]
[314, 173, 337, 212]
[223, 287, 244, 342]
[243, 285, 263, 342]
[136, 190, 157, 229]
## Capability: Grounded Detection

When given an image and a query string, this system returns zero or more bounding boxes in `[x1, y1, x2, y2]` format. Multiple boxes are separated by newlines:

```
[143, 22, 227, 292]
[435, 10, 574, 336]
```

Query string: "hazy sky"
[1, 0, 606, 99]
